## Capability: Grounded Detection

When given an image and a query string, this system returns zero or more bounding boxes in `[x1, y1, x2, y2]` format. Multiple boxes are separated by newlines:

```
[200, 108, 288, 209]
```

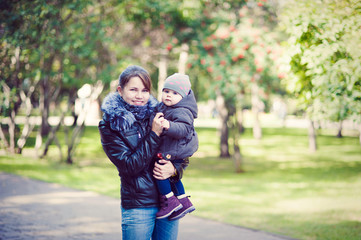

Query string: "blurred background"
[1, 0, 361, 239]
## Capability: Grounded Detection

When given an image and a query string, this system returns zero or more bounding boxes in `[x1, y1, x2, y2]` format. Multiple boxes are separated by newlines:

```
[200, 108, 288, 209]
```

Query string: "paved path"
[0, 172, 295, 240]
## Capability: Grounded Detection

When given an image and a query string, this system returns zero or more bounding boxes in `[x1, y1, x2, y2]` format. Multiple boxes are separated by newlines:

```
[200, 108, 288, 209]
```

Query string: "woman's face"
[118, 77, 150, 106]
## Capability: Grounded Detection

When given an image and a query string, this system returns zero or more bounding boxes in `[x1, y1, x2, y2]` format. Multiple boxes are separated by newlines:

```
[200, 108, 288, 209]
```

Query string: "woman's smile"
[133, 100, 145, 106]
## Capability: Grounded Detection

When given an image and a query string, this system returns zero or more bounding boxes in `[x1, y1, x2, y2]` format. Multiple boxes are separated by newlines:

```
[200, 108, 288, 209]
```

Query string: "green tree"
[0, 0, 115, 160]
[280, 0, 361, 149]
[119, 0, 247, 96]
[186, 1, 282, 171]
[119, 0, 264, 171]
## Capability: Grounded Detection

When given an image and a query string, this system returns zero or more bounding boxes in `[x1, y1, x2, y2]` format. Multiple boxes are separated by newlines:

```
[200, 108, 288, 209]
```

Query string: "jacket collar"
[101, 92, 158, 131]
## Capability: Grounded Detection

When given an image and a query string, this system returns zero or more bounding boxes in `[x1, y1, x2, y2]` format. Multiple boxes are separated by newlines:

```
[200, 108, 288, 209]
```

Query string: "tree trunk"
[336, 120, 343, 138]
[16, 124, 35, 154]
[233, 143, 243, 173]
[66, 123, 85, 164]
[39, 49, 57, 137]
[1, 81, 17, 153]
[41, 113, 64, 159]
[236, 108, 245, 134]
[40, 76, 51, 136]
[1, 47, 24, 153]
[308, 119, 317, 152]
[359, 124, 361, 146]
[36, 52, 58, 156]
[65, 81, 104, 164]
[8, 109, 16, 153]
[178, 43, 189, 74]
[158, 49, 168, 101]
[215, 90, 230, 158]
[17, 82, 39, 154]
[35, 129, 43, 158]
[220, 116, 230, 158]
[68, 88, 78, 127]
[0, 125, 9, 150]
[251, 79, 262, 139]
[9, 47, 21, 153]
[232, 111, 244, 173]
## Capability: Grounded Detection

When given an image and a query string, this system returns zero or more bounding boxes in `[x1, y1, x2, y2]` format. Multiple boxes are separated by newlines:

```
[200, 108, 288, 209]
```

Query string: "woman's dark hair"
[118, 65, 152, 91]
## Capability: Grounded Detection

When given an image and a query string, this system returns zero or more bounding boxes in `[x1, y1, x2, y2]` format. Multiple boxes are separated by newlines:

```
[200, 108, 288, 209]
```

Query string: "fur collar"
[101, 92, 158, 132]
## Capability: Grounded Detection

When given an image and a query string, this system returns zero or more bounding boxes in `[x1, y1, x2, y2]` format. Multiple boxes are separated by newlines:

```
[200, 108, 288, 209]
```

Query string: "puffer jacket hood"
[168, 90, 198, 119]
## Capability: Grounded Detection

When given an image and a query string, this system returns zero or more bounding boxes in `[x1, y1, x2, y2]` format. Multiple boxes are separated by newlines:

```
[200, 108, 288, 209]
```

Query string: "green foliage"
[0, 0, 122, 151]
[0, 0, 118, 94]
[122, 0, 247, 43]
[186, 2, 283, 105]
[279, 0, 361, 123]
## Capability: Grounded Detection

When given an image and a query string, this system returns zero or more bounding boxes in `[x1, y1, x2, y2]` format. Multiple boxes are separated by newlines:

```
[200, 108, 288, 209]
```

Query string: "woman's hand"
[153, 160, 176, 180]
[152, 112, 164, 136]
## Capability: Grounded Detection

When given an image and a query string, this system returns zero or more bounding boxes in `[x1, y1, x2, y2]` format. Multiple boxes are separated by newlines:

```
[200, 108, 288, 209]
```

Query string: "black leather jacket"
[98, 93, 187, 209]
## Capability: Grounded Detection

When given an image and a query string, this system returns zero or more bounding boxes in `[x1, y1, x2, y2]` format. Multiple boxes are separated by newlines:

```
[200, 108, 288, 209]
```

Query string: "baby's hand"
[162, 119, 170, 130]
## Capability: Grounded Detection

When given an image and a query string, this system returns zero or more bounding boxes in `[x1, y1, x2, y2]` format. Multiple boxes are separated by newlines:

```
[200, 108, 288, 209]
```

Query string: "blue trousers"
[121, 207, 179, 240]
[156, 179, 185, 196]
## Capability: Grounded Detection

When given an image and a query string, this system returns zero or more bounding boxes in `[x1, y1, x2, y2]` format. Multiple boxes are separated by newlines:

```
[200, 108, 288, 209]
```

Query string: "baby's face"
[162, 88, 183, 106]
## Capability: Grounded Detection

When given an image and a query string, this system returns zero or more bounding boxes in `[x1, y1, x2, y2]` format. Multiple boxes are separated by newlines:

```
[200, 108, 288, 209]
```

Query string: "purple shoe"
[156, 195, 183, 219]
[169, 196, 195, 221]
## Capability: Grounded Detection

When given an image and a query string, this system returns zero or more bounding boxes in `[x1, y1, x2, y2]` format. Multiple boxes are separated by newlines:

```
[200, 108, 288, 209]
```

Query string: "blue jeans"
[121, 207, 179, 240]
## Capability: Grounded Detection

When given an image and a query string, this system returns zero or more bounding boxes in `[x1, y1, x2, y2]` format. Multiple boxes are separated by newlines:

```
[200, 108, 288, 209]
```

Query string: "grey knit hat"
[163, 73, 191, 97]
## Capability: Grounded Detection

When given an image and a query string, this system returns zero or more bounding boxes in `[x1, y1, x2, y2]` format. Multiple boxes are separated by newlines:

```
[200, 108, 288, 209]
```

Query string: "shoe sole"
[169, 206, 196, 221]
[156, 204, 183, 219]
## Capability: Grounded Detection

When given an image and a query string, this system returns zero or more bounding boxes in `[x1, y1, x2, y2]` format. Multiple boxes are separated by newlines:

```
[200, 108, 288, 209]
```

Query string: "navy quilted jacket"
[153, 90, 198, 161]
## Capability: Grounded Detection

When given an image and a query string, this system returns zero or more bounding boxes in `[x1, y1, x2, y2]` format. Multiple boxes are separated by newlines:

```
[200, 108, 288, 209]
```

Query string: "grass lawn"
[1, 125, 360, 240]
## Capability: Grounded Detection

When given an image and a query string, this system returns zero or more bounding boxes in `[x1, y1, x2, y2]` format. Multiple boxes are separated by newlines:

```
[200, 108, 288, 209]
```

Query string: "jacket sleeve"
[170, 158, 189, 182]
[164, 108, 194, 140]
[98, 120, 161, 177]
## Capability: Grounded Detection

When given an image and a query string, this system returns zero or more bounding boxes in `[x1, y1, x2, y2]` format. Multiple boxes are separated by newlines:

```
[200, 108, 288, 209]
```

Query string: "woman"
[98, 65, 186, 240]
